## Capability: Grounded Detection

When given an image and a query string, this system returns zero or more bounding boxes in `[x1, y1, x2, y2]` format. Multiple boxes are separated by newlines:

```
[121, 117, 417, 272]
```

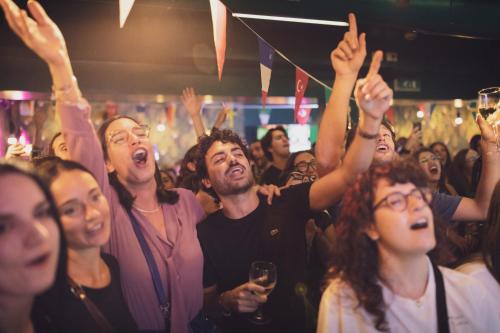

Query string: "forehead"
[0, 174, 44, 213]
[105, 118, 140, 135]
[52, 135, 65, 148]
[51, 169, 98, 195]
[374, 179, 416, 200]
[250, 142, 262, 149]
[432, 144, 446, 151]
[207, 140, 242, 154]
[294, 152, 314, 164]
[419, 151, 434, 159]
[271, 130, 286, 139]
[379, 125, 392, 136]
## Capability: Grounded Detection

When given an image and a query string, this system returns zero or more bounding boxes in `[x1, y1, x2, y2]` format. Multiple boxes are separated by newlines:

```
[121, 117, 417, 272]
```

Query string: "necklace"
[133, 204, 160, 213]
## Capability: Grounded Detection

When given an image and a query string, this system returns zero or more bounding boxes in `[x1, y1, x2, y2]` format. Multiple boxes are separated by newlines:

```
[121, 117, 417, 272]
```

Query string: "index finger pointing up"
[367, 50, 383, 78]
[348, 13, 358, 36]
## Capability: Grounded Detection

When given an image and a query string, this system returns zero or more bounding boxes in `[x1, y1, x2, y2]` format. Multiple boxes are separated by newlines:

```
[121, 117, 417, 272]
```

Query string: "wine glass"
[248, 261, 277, 325]
[478, 87, 500, 151]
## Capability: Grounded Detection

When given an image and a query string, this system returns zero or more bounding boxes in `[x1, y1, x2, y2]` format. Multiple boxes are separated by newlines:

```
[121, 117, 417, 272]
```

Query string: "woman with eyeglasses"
[0, 162, 66, 333]
[35, 157, 138, 333]
[415, 147, 457, 195]
[317, 160, 500, 333]
[0, 1, 207, 332]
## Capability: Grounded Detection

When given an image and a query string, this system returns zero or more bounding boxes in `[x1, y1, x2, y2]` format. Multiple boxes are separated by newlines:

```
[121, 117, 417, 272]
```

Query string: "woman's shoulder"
[322, 277, 358, 307]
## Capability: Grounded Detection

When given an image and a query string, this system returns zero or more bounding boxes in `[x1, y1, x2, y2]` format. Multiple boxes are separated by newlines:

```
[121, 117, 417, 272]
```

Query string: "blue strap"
[127, 210, 170, 318]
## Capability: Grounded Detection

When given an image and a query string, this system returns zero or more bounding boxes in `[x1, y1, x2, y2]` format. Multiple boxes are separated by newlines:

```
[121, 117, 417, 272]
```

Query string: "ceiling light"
[232, 13, 348, 27]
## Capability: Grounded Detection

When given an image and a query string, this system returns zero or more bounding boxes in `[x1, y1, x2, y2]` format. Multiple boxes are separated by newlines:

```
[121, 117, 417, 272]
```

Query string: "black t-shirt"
[36, 253, 138, 333]
[197, 182, 315, 333]
[259, 165, 285, 186]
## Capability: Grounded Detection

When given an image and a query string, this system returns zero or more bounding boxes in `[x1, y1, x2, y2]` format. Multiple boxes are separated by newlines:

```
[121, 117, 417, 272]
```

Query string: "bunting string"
[229, 8, 332, 92]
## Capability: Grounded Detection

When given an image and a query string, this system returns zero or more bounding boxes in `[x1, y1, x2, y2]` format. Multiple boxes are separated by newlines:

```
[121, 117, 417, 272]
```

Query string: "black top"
[35, 253, 138, 333]
[197, 182, 315, 333]
[259, 164, 285, 186]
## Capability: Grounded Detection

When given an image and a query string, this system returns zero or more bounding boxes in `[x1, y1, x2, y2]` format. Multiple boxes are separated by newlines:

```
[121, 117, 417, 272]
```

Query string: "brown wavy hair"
[326, 158, 447, 331]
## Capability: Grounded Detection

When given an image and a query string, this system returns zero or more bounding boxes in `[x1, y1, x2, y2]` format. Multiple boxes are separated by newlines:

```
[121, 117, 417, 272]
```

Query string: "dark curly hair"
[260, 126, 288, 162]
[96, 115, 178, 210]
[196, 128, 250, 181]
[326, 158, 447, 331]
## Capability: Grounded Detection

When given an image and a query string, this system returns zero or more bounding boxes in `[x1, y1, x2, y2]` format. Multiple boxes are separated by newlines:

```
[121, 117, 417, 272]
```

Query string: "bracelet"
[51, 75, 80, 101]
[357, 128, 379, 140]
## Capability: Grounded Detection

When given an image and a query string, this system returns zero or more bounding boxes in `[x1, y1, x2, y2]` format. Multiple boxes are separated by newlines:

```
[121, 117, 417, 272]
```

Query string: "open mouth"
[410, 218, 429, 230]
[87, 222, 103, 233]
[226, 165, 244, 176]
[429, 166, 439, 175]
[132, 148, 148, 166]
[376, 144, 389, 152]
[27, 253, 50, 268]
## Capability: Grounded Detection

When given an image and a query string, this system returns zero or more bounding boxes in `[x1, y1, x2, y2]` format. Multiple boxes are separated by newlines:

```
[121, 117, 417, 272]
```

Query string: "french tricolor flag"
[258, 39, 274, 110]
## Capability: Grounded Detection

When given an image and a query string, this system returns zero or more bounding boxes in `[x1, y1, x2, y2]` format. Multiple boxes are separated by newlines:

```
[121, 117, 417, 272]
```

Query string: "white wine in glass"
[478, 87, 500, 151]
[248, 261, 277, 324]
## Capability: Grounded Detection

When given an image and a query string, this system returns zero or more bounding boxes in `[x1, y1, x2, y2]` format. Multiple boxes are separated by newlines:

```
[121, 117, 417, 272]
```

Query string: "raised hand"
[330, 13, 367, 77]
[181, 87, 202, 117]
[0, 0, 68, 66]
[354, 51, 393, 121]
[212, 103, 229, 129]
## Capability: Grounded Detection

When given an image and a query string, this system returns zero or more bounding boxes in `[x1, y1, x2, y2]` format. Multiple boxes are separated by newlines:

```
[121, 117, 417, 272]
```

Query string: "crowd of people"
[0, 1, 499, 333]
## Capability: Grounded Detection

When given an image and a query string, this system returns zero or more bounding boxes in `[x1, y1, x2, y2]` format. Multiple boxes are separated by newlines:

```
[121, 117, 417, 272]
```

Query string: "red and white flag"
[295, 68, 309, 123]
[119, 0, 135, 28]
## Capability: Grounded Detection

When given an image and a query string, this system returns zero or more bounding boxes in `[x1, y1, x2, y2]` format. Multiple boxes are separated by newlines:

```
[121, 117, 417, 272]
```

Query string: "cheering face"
[204, 141, 255, 196]
[0, 174, 60, 297]
[431, 143, 448, 166]
[367, 179, 435, 258]
[269, 130, 290, 159]
[418, 151, 442, 183]
[104, 118, 155, 186]
[373, 125, 396, 164]
[50, 170, 111, 250]
[52, 135, 70, 160]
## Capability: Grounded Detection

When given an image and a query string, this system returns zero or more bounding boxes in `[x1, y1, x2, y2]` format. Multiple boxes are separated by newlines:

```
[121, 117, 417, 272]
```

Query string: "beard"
[211, 172, 255, 196]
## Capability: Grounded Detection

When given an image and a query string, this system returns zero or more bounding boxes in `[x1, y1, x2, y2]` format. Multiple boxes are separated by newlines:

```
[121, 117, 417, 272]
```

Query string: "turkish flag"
[295, 68, 309, 123]
[297, 108, 311, 125]
[209, 0, 227, 81]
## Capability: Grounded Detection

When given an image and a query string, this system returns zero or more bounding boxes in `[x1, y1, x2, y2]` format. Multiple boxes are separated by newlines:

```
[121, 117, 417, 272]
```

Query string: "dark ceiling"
[0, 0, 499, 101]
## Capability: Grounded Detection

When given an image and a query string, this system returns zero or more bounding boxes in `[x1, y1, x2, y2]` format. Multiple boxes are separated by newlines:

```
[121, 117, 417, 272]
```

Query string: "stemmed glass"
[248, 261, 277, 325]
[478, 87, 500, 151]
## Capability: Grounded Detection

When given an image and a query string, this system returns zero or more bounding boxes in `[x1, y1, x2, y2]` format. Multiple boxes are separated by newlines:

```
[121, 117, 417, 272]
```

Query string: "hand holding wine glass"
[248, 261, 277, 324]
[478, 87, 500, 151]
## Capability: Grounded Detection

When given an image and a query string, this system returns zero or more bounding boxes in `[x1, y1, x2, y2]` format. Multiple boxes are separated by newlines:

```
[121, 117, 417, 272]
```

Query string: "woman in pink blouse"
[0, 1, 205, 332]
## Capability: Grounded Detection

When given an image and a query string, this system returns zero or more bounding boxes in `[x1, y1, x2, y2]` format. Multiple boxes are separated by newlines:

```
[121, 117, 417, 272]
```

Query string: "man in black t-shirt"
[195, 52, 393, 333]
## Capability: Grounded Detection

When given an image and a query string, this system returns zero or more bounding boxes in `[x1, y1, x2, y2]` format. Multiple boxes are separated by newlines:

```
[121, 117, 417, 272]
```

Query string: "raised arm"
[316, 13, 366, 176]
[181, 87, 206, 138]
[310, 51, 393, 210]
[452, 115, 500, 220]
[1, 0, 112, 196]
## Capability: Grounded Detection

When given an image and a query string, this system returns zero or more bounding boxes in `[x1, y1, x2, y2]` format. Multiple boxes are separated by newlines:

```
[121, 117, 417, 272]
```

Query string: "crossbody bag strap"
[126, 209, 171, 320]
[431, 262, 450, 333]
[68, 277, 115, 333]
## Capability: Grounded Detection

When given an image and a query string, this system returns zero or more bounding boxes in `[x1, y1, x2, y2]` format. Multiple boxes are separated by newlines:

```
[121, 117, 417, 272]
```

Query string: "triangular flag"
[258, 38, 274, 110]
[209, 0, 227, 80]
[295, 68, 309, 123]
[166, 104, 176, 128]
[297, 108, 311, 125]
[119, 0, 135, 28]
[386, 107, 395, 124]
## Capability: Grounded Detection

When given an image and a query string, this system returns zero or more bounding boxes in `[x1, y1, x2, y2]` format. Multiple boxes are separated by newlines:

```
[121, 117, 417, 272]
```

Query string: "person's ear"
[105, 159, 115, 173]
[201, 178, 212, 189]
[365, 224, 380, 241]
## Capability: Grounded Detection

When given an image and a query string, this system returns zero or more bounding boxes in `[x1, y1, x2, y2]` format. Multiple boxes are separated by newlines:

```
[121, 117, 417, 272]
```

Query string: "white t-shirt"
[317, 258, 500, 333]
[456, 259, 500, 309]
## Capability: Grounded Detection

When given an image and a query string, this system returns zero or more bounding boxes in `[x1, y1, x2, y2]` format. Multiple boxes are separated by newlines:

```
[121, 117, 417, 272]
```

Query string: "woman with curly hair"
[317, 160, 500, 332]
